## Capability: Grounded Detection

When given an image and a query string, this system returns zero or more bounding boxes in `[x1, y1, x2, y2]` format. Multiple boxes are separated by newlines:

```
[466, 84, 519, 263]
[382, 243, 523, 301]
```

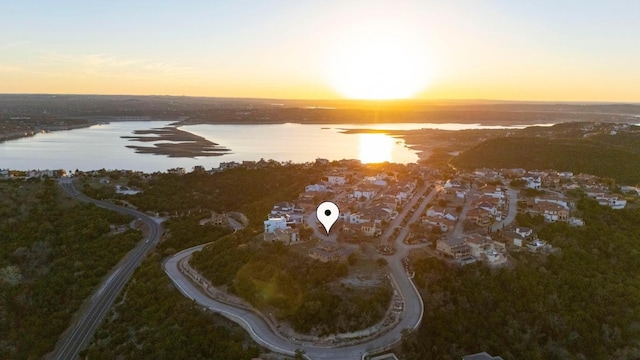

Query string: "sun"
[326, 24, 433, 100]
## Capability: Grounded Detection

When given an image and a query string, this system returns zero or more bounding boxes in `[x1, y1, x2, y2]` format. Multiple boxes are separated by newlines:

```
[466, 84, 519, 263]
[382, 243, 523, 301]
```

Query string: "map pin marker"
[316, 201, 340, 235]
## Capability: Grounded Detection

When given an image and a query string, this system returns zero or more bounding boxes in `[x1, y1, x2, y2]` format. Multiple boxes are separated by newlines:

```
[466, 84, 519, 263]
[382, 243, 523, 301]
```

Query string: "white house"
[305, 184, 329, 193]
[515, 227, 533, 238]
[480, 185, 505, 199]
[522, 176, 542, 189]
[595, 194, 627, 210]
[264, 216, 289, 233]
[426, 207, 457, 221]
[348, 213, 370, 224]
[353, 187, 377, 201]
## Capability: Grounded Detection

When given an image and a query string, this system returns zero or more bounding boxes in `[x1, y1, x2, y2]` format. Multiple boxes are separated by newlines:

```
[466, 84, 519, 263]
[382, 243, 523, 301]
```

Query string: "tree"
[347, 252, 358, 266]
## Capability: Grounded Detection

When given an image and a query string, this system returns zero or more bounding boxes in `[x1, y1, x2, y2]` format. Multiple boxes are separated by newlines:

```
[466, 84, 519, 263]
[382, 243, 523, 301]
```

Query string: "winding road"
[164, 184, 436, 359]
[49, 178, 163, 360]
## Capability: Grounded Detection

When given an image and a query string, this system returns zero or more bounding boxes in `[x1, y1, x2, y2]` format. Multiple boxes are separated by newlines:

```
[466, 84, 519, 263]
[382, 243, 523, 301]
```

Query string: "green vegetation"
[82, 253, 261, 360]
[0, 179, 139, 359]
[121, 165, 322, 226]
[192, 238, 392, 335]
[402, 198, 640, 359]
[453, 137, 640, 184]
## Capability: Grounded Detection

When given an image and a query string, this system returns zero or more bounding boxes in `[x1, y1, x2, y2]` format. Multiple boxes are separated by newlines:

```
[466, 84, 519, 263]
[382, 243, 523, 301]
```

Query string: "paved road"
[164, 184, 433, 360]
[452, 193, 474, 238]
[491, 188, 518, 232]
[49, 178, 163, 360]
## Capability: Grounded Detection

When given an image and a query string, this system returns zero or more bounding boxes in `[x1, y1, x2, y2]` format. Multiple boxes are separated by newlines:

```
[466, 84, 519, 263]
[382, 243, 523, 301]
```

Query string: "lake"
[0, 121, 550, 172]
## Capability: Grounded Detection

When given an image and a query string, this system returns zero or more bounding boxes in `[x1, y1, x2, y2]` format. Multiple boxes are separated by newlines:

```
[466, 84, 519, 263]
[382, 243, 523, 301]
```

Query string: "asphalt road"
[164, 184, 434, 360]
[49, 178, 163, 360]
[490, 188, 518, 232]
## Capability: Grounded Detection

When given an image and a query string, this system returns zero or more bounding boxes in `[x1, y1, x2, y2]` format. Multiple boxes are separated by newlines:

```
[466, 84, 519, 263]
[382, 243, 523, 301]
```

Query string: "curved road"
[164, 184, 435, 359]
[49, 178, 163, 360]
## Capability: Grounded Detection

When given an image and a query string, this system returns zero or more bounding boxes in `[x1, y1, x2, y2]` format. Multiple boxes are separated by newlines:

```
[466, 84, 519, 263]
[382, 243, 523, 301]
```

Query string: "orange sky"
[1, 1, 639, 102]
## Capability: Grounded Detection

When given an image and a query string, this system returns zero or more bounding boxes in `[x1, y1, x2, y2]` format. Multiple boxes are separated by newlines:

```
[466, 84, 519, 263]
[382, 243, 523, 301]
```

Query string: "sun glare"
[359, 134, 393, 163]
[326, 23, 433, 100]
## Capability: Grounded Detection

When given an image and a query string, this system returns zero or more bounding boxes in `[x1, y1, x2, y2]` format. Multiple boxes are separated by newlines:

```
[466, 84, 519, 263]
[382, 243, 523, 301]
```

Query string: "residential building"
[327, 174, 347, 185]
[466, 234, 492, 258]
[263, 216, 288, 233]
[466, 207, 492, 226]
[537, 202, 569, 222]
[437, 237, 471, 259]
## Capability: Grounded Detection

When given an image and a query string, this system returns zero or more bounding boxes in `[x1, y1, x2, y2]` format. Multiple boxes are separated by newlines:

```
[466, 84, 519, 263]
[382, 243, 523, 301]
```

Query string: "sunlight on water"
[359, 134, 393, 163]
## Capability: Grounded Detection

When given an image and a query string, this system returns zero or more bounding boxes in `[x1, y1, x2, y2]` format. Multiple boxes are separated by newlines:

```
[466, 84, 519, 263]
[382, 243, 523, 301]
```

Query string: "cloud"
[40, 52, 197, 78]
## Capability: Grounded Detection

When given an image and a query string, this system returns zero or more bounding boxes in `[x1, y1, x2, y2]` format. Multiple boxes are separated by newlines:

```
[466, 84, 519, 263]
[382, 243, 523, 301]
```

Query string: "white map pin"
[316, 201, 339, 235]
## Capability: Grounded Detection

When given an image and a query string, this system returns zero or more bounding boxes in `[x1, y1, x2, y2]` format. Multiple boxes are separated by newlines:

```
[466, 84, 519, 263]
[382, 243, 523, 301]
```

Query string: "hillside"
[452, 137, 640, 184]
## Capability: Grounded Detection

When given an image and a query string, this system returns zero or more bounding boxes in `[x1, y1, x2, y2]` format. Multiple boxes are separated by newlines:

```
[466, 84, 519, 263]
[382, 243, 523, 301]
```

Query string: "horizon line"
[0, 92, 639, 106]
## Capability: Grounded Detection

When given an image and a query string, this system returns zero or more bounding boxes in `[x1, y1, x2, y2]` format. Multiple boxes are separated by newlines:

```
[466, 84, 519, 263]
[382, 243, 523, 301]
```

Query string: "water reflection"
[359, 134, 393, 163]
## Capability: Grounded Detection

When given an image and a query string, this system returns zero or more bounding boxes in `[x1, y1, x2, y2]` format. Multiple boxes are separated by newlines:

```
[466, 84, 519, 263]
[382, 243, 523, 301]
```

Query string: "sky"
[1, 0, 639, 102]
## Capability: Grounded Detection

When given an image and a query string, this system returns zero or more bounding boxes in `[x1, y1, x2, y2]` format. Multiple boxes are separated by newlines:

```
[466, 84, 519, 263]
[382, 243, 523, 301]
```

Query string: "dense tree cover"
[121, 164, 323, 227]
[192, 239, 392, 335]
[82, 253, 261, 360]
[453, 137, 640, 184]
[0, 179, 138, 359]
[157, 215, 233, 256]
[401, 199, 640, 359]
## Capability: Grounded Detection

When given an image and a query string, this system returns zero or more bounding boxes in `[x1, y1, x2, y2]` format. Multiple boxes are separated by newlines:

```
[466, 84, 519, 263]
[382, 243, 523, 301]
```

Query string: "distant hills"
[1, 94, 639, 125]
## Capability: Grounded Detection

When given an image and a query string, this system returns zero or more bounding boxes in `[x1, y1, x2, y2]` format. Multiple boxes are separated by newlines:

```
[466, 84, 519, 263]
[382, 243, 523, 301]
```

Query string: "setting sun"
[326, 21, 433, 100]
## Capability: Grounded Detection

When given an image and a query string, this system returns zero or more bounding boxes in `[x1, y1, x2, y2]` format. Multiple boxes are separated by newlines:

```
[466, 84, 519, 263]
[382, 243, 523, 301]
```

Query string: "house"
[270, 202, 305, 224]
[595, 194, 627, 209]
[466, 234, 492, 258]
[423, 216, 456, 233]
[479, 185, 505, 199]
[504, 231, 526, 247]
[364, 175, 388, 187]
[219, 161, 240, 170]
[426, 207, 458, 221]
[263, 216, 289, 233]
[348, 213, 370, 224]
[361, 221, 382, 237]
[437, 237, 471, 259]
[475, 200, 501, 217]
[305, 184, 330, 193]
[264, 228, 300, 245]
[200, 212, 229, 227]
[466, 207, 492, 226]
[327, 174, 347, 185]
[537, 202, 569, 222]
[167, 167, 186, 175]
[522, 176, 541, 189]
[515, 227, 533, 238]
[353, 185, 378, 201]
